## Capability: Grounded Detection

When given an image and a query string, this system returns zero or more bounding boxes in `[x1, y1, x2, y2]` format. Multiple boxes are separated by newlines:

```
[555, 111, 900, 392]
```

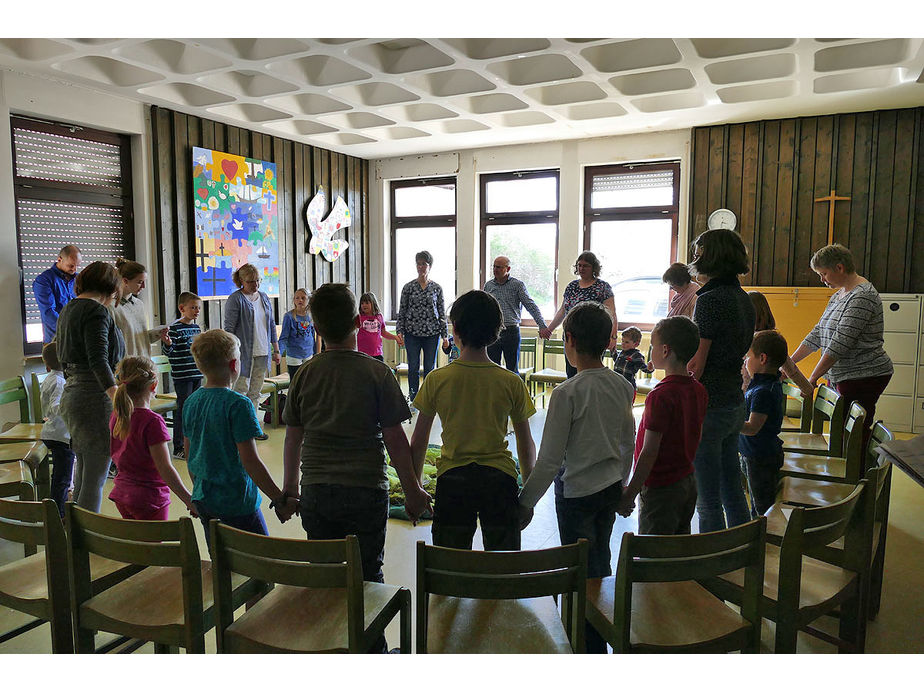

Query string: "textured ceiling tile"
[53, 56, 165, 87]
[268, 55, 372, 86]
[814, 39, 912, 72]
[349, 39, 454, 74]
[564, 102, 628, 120]
[691, 38, 796, 59]
[320, 112, 396, 129]
[631, 92, 706, 113]
[581, 39, 682, 73]
[192, 38, 311, 61]
[716, 80, 796, 103]
[408, 68, 496, 97]
[430, 119, 490, 133]
[330, 82, 420, 106]
[380, 103, 459, 121]
[138, 83, 233, 107]
[199, 70, 298, 98]
[264, 93, 352, 115]
[525, 81, 607, 105]
[814, 68, 902, 94]
[454, 93, 528, 114]
[0, 38, 71, 61]
[704, 54, 796, 85]
[610, 68, 696, 95]
[264, 120, 338, 136]
[487, 54, 582, 85]
[442, 38, 551, 60]
[118, 39, 232, 74]
[207, 103, 290, 122]
[499, 112, 556, 127]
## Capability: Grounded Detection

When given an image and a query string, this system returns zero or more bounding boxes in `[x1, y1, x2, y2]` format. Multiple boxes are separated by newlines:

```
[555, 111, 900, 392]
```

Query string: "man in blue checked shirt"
[483, 256, 548, 373]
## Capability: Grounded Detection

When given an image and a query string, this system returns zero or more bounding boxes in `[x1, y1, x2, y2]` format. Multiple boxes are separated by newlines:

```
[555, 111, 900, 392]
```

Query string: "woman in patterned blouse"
[540, 251, 619, 378]
[395, 250, 449, 404]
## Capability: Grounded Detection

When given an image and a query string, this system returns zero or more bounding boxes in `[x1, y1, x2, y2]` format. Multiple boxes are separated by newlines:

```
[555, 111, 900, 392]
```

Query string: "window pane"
[590, 169, 674, 208]
[394, 183, 455, 217]
[395, 227, 457, 309]
[590, 219, 672, 325]
[485, 176, 557, 214]
[486, 223, 557, 320]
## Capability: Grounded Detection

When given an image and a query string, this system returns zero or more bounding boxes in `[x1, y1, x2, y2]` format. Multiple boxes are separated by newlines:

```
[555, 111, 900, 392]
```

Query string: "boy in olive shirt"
[411, 290, 537, 551]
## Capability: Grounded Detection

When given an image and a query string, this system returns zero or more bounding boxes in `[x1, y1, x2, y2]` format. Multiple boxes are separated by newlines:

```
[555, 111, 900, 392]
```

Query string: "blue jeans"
[173, 378, 200, 453]
[44, 439, 75, 517]
[487, 326, 521, 373]
[194, 502, 268, 551]
[692, 403, 751, 533]
[404, 333, 439, 400]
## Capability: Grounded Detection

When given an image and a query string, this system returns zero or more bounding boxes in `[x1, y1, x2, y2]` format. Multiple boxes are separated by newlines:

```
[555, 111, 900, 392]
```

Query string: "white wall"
[0, 70, 155, 382]
[369, 128, 692, 317]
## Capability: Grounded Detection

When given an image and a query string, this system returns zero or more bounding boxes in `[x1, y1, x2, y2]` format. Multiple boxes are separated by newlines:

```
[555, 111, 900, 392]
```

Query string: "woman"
[112, 259, 169, 357]
[540, 251, 618, 378]
[790, 244, 893, 446]
[663, 262, 701, 318]
[686, 229, 755, 533]
[395, 250, 449, 404]
[56, 261, 125, 512]
[223, 263, 280, 440]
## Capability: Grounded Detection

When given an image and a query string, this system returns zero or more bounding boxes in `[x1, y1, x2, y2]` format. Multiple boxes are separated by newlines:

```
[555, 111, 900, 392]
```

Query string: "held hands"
[441, 338, 450, 351]
[538, 327, 552, 340]
[184, 500, 199, 518]
[517, 504, 534, 531]
[396, 334, 405, 347]
[274, 495, 299, 523]
[608, 336, 619, 353]
[272, 352, 282, 365]
[404, 486, 433, 526]
[159, 327, 171, 346]
[616, 487, 636, 518]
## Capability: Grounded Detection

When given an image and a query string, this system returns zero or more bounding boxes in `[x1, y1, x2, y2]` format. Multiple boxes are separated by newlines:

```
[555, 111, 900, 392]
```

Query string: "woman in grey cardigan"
[56, 261, 125, 512]
[224, 263, 280, 439]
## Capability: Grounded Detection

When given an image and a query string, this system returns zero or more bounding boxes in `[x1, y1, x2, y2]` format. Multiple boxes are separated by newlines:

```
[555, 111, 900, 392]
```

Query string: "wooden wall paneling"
[793, 117, 819, 286]
[912, 109, 924, 291]
[273, 137, 289, 316]
[726, 124, 744, 230]
[889, 110, 915, 293]
[226, 126, 239, 157]
[152, 108, 176, 329]
[690, 127, 711, 233]
[740, 122, 761, 286]
[214, 121, 225, 153]
[171, 112, 190, 331]
[346, 155, 357, 290]
[200, 118, 221, 330]
[774, 118, 797, 285]
[848, 113, 874, 268]
[870, 110, 896, 290]
[330, 152, 345, 285]
[292, 142, 307, 291]
[362, 159, 370, 290]
[811, 116, 835, 261]
[756, 120, 780, 285]
[833, 114, 856, 261]
[707, 127, 726, 217]
[312, 148, 326, 288]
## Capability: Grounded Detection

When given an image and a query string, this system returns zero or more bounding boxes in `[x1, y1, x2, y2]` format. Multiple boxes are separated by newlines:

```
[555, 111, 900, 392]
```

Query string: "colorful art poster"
[191, 146, 279, 299]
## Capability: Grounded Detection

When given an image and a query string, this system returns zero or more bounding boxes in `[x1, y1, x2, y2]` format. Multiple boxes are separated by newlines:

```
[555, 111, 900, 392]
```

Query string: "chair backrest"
[840, 402, 867, 483]
[0, 376, 32, 424]
[519, 337, 537, 370]
[781, 381, 813, 433]
[612, 518, 766, 652]
[811, 385, 846, 454]
[0, 496, 56, 557]
[209, 522, 365, 652]
[416, 539, 588, 653]
[541, 338, 564, 369]
[30, 372, 49, 423]
[866, 421, 894, 472]
[151, 355, 173, 393]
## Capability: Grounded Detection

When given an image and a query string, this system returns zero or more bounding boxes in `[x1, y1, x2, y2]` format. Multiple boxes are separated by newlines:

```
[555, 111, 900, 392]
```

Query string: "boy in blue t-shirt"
[184, 329, 296, 544]
[739, 329, 788, 517]
[163, 291, 203, 458]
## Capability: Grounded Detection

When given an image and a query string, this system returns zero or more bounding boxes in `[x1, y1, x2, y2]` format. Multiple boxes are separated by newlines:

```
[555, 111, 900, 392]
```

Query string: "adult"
[55, 261, 124, 512]
[224, 263, 280, 440]
[33, 244, 81, 343]
[540, 251, 618, 378]
[112, 258, 170, 357]
[662, 262, 701, 319]
[686, 229, 755, 533]
[395, 250, 449, 404]
[483, 255, 548, 373]
[790, 244, 893, 447]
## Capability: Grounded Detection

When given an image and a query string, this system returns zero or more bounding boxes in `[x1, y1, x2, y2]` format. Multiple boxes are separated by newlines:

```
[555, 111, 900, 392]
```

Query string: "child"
[355, 291, 397, 362]
[617, 316, 708, 536]
[184, 329, 295, 542]
[412, 290, 537, 552]
[162, 291, 202, 459]
[40, 342, 75, 516]
[612, 326, 654, 389]
[518, 301, 635, 654]
[441, 334, 460, 363]
[109, 356, 196, 520]
[745, 290, 813, 396]
[739, 329, 788, 517]
[279, 288, 316, 378]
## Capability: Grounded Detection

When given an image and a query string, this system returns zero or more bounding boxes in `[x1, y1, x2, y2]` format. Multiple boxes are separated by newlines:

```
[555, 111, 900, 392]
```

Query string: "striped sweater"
[800, 282, 893, 384]
[163, 319, 202, 380]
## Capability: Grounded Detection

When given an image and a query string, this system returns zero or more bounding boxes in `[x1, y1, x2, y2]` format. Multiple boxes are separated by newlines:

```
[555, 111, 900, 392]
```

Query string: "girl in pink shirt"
[356, 292, 398, 361]
[109, 356, 196, 520]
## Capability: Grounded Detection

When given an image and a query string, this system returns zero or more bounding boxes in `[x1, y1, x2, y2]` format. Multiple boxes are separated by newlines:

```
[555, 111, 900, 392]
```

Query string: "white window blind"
[13, 126, 122, 188]
[591, 169, 675, 193]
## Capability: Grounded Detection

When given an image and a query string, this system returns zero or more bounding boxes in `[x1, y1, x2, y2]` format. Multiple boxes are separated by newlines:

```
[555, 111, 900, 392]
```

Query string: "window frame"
[479, 169, 560, 326]
[582, 160, 680, 331]
[11, 115, 135, 355]
[389, 176, 457, 320]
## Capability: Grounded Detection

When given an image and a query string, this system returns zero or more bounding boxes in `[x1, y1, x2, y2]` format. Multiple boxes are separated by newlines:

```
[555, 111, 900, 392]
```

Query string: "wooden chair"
[705, 481, 867, 653]
[415, 539, 589, 654]
[518, 336, 537, 394]
[149, 355, 179, 422]
[636, 343, 661, 396]
[780, 384, 846, 457]
[261, 371, 290, 428]
[530, 339, 567, 403]
[586, 519, 766, 653]
[0, 376, 48, 499]
[864, 422, 893, 621]
[0, 498, 139, 652]
[780, 381, 813, 433]
[210, 523, 410, 653]
[66, 504, 262, 653]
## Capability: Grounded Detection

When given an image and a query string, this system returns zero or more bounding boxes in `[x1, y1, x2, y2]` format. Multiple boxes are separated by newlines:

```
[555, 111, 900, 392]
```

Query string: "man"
[33, 244, 81, 343]
[483, 255, 548, 373]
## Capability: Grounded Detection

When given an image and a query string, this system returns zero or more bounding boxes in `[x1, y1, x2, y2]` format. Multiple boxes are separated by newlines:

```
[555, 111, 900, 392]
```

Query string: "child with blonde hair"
[109, 356, 195, 520]
[279, 288, 316, 379]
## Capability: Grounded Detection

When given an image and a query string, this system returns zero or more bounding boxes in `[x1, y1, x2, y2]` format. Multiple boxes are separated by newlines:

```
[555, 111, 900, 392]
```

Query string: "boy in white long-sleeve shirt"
[40, 342, 75, 516]
[518, 300, 635, 653]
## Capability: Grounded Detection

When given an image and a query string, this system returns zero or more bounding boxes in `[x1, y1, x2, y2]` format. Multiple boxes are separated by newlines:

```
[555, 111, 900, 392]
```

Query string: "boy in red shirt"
[617, 316, 708, 534]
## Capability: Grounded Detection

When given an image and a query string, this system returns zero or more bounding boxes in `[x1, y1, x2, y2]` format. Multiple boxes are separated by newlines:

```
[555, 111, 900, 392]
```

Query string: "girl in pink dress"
[355, 292, 398, 362]
[109, 356, 196, 520]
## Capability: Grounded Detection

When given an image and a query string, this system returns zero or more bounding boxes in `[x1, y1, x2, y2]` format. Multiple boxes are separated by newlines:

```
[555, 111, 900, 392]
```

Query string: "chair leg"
[869, 551, 884, 620]
[838, 592, 864, 654]
[399, 589, 411, 653]
[271, 390, 280, 428]
[49, 612, 74, 654]
[154, 642, 179, 654]
[773, 619, 799, 654]
[74, 626, 95, 654]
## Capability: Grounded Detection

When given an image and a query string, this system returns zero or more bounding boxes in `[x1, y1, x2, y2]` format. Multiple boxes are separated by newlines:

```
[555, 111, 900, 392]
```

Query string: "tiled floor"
[1, 391, 922, 654]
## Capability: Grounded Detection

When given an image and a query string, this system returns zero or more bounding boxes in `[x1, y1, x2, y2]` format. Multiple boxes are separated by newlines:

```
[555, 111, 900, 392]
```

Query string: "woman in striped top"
[791, 244, 893, 445]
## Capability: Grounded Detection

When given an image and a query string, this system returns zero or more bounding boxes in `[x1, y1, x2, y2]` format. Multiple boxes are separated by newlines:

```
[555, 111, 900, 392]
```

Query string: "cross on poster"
[192, 146, 279, 299]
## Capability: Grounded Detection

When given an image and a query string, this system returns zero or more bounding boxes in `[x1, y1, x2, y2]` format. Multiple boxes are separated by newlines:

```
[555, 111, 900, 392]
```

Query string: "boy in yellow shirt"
[411, 290, 537, 550]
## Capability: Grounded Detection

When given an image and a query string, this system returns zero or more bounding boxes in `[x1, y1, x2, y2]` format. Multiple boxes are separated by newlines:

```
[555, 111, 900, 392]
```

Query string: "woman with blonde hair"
[112, 258, 170, 357]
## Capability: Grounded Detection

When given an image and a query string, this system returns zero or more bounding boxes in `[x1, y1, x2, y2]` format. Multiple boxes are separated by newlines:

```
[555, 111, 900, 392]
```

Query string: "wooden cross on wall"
[814, 189, 851, 246]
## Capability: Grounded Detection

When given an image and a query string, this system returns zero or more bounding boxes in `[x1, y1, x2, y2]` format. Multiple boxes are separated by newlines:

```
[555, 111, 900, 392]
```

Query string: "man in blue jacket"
[33, 245, 82, 343]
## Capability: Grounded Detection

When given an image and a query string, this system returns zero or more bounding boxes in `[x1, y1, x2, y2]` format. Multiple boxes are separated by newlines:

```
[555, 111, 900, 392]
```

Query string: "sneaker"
[255, 432, 269, 441]
[107, 463, 117, 479]
[173, 449, 186, 460]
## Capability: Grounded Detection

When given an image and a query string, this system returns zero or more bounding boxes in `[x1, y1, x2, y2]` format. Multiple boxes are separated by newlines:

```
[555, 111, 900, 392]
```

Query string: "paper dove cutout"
[305, 186, 351, 262]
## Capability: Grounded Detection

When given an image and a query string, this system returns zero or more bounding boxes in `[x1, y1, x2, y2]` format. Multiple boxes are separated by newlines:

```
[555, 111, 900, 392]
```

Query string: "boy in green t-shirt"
[411, 290, 537, 550]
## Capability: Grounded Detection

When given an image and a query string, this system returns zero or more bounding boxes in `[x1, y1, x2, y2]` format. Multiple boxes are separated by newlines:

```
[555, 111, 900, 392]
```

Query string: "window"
[480, 170, 559, 322]
[12, 116, 134, 354]
[583, 161, 680, 330]
[390, 178, 457, 318]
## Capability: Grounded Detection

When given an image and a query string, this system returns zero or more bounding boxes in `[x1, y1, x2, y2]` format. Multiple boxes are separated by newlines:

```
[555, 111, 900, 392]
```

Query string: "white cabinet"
[879, 294, 922, 433]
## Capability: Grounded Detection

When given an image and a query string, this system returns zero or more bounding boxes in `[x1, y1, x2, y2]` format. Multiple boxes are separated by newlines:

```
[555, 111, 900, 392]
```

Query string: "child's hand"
[517, 504, 534, 530]
[616, 488, 636, 518]
[275, 496, 299, 523]
[185, 500, 199, 518]
[404, 487, 432, 526]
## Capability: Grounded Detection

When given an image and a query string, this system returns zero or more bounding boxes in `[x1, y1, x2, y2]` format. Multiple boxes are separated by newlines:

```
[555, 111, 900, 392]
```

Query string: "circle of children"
[38, 229, 849, 650]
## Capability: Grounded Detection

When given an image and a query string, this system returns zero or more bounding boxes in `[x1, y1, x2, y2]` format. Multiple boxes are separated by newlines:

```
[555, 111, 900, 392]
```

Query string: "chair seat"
[395, 363, 424, 377]
[636, 377, 661, 395]
[586, 576, 750, 652]
[0, 442, 45, 464]
[425, 595, 572, 654]
[782, 452, 847, 479]
[224, 582, 404, 653]
[780, 432, 830, 454]
[156, 392, 177, 400]
[264, 374, 290, 388]
[530, 368, 567, 385]
[150, 396, 177, 415]
[518, 367, 534, 379]
[718, 543, 857, 613]
[0, 460, 32, 486]
[0, 423, 45, 442]
[777, 476, 856, 507]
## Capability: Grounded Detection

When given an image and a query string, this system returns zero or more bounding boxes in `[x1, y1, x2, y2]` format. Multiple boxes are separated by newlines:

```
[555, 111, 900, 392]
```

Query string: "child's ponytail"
[112, 356, 158, 440]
